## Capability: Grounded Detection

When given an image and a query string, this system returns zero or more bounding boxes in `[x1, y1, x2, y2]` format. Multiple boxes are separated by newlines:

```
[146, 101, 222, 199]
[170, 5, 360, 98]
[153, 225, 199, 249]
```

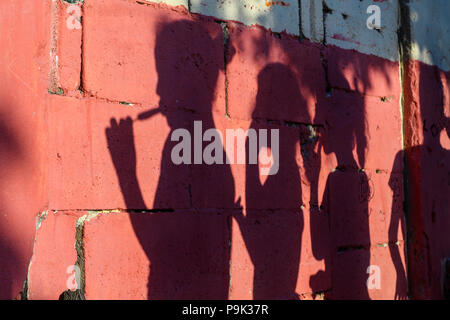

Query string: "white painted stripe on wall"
[324, 0, 399, 61]
[190, 0, 299, 35]
[301, 0, 324, 43]
[408, 0, 450, 72]
[144, 0, 188, 7]
[145, 0, 449, 70]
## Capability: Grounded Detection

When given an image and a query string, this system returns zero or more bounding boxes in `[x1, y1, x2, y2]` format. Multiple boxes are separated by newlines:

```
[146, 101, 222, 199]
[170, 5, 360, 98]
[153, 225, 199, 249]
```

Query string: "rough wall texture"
[399, 0, 450, 299]
[0, 0, 448, 300]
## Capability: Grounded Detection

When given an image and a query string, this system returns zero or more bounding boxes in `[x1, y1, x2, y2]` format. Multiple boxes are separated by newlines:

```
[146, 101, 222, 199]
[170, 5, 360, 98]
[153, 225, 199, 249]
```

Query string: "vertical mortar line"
[321, 0, 326, 46]
[74, 217, 86, 299]
[79, 0, 85, 93]
[397, 0, 412, 300]
[322, 0, 331, 46]
[298, 0, 303, 40]
[219, 19, 233, 291]
[311, 0, 316, 40]
[220, 22, 230, 118]
[60, 212, 101, 300]
[61, 212, 103, 300]
[320, 47, 332, 95]
[227, 213, 233, 299]
[49, 0, 60, 93]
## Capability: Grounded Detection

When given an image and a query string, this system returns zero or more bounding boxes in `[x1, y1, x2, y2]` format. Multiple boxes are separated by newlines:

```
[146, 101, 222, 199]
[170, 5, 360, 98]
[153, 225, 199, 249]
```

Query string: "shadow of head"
[253, 63, 305, 122]
[418, 65, 450, 143]
[154, 19, 234, 122]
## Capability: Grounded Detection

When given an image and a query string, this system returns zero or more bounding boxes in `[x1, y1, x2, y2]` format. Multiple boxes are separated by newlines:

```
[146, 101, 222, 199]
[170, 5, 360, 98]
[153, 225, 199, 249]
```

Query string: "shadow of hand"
[446, 116, 450, 138]
[395, 271, 408, 300]
[105, 117, 137, 181]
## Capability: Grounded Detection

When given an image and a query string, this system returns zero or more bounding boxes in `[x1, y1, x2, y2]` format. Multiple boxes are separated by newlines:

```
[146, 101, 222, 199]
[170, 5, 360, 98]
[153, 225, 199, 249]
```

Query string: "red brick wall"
[0, 0, 448, 300]
[402, 59, 450, 299]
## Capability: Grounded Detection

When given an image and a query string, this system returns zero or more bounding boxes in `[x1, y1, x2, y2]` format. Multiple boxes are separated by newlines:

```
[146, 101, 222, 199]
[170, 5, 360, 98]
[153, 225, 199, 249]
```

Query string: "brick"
[324, 0, 399, 61]
[322, 170, 372, 249]
[367, 170, 406, 246]
[328, 247, 371, 300]
[83, 211, 231, 299]
[230, 211, 331, 299]
[28, 212, 79, 300]
[212, 114, 326, 211]
[229, 216, 254, 300]
[244, 122, 303, 210]
[329, 244, 407, 299]
[317, 90, 402, 172]
[302, 167, 406, 262]
[226, 23, 325, 124]
[0, 0, 52, 299]
[48, 95, 192, 210]
[83, 0, 226, 117]
[364, 96, 403, 172]
[325, 45, 401, 98]
[56, 0, 82, 94]
[230, 210, 303, 299]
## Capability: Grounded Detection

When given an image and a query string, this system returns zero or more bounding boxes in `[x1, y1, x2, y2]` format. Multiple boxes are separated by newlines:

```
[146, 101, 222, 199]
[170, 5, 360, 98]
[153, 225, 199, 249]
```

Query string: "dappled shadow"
[388, 0, 450, 299]
[106, 19, 235, 299]
[391, 61, 450, 299]
[106, 4, 404, 300]
[236, 63, 306, 299]
[309, 53, 372, 300]
[0, 106, 24, 299]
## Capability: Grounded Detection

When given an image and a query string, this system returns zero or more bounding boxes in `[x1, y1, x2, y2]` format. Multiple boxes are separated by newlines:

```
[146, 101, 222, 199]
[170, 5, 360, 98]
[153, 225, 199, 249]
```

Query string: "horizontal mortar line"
[49, 91, 233, 116]
[47, 208, 319, 216]
[337, 244, 370, 252]
[244, 207, 306, 211]
[261, 118, 324, 128]
[52, 88, 396, 113]
[229, 115, 325, 128]
[135, 0, 153, 5]
[376, 240, 405, 247]
[300, 288, 333, 295]
[329, 166, 401, 173]
[48, 208, 247, 213]
[329, 86, 398, 100]
[54, 90, 149, 108]
[47, 90, 141, 107]
[48, 208, 174, 213]
[337, 240, 404, 253]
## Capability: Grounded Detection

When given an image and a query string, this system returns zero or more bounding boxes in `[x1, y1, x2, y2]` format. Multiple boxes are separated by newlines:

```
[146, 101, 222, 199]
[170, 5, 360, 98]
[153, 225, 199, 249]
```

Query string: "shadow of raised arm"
[106, 117, 146, 209]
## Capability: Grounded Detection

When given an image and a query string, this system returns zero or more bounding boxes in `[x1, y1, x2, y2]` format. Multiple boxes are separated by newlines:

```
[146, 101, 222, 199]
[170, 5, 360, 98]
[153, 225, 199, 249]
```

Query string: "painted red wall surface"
[0, 0, 448, 300]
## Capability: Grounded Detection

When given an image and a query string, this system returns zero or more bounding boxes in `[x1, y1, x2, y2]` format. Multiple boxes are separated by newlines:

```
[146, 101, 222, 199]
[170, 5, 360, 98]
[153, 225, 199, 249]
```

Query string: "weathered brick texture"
[0, 0, 448, 300]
